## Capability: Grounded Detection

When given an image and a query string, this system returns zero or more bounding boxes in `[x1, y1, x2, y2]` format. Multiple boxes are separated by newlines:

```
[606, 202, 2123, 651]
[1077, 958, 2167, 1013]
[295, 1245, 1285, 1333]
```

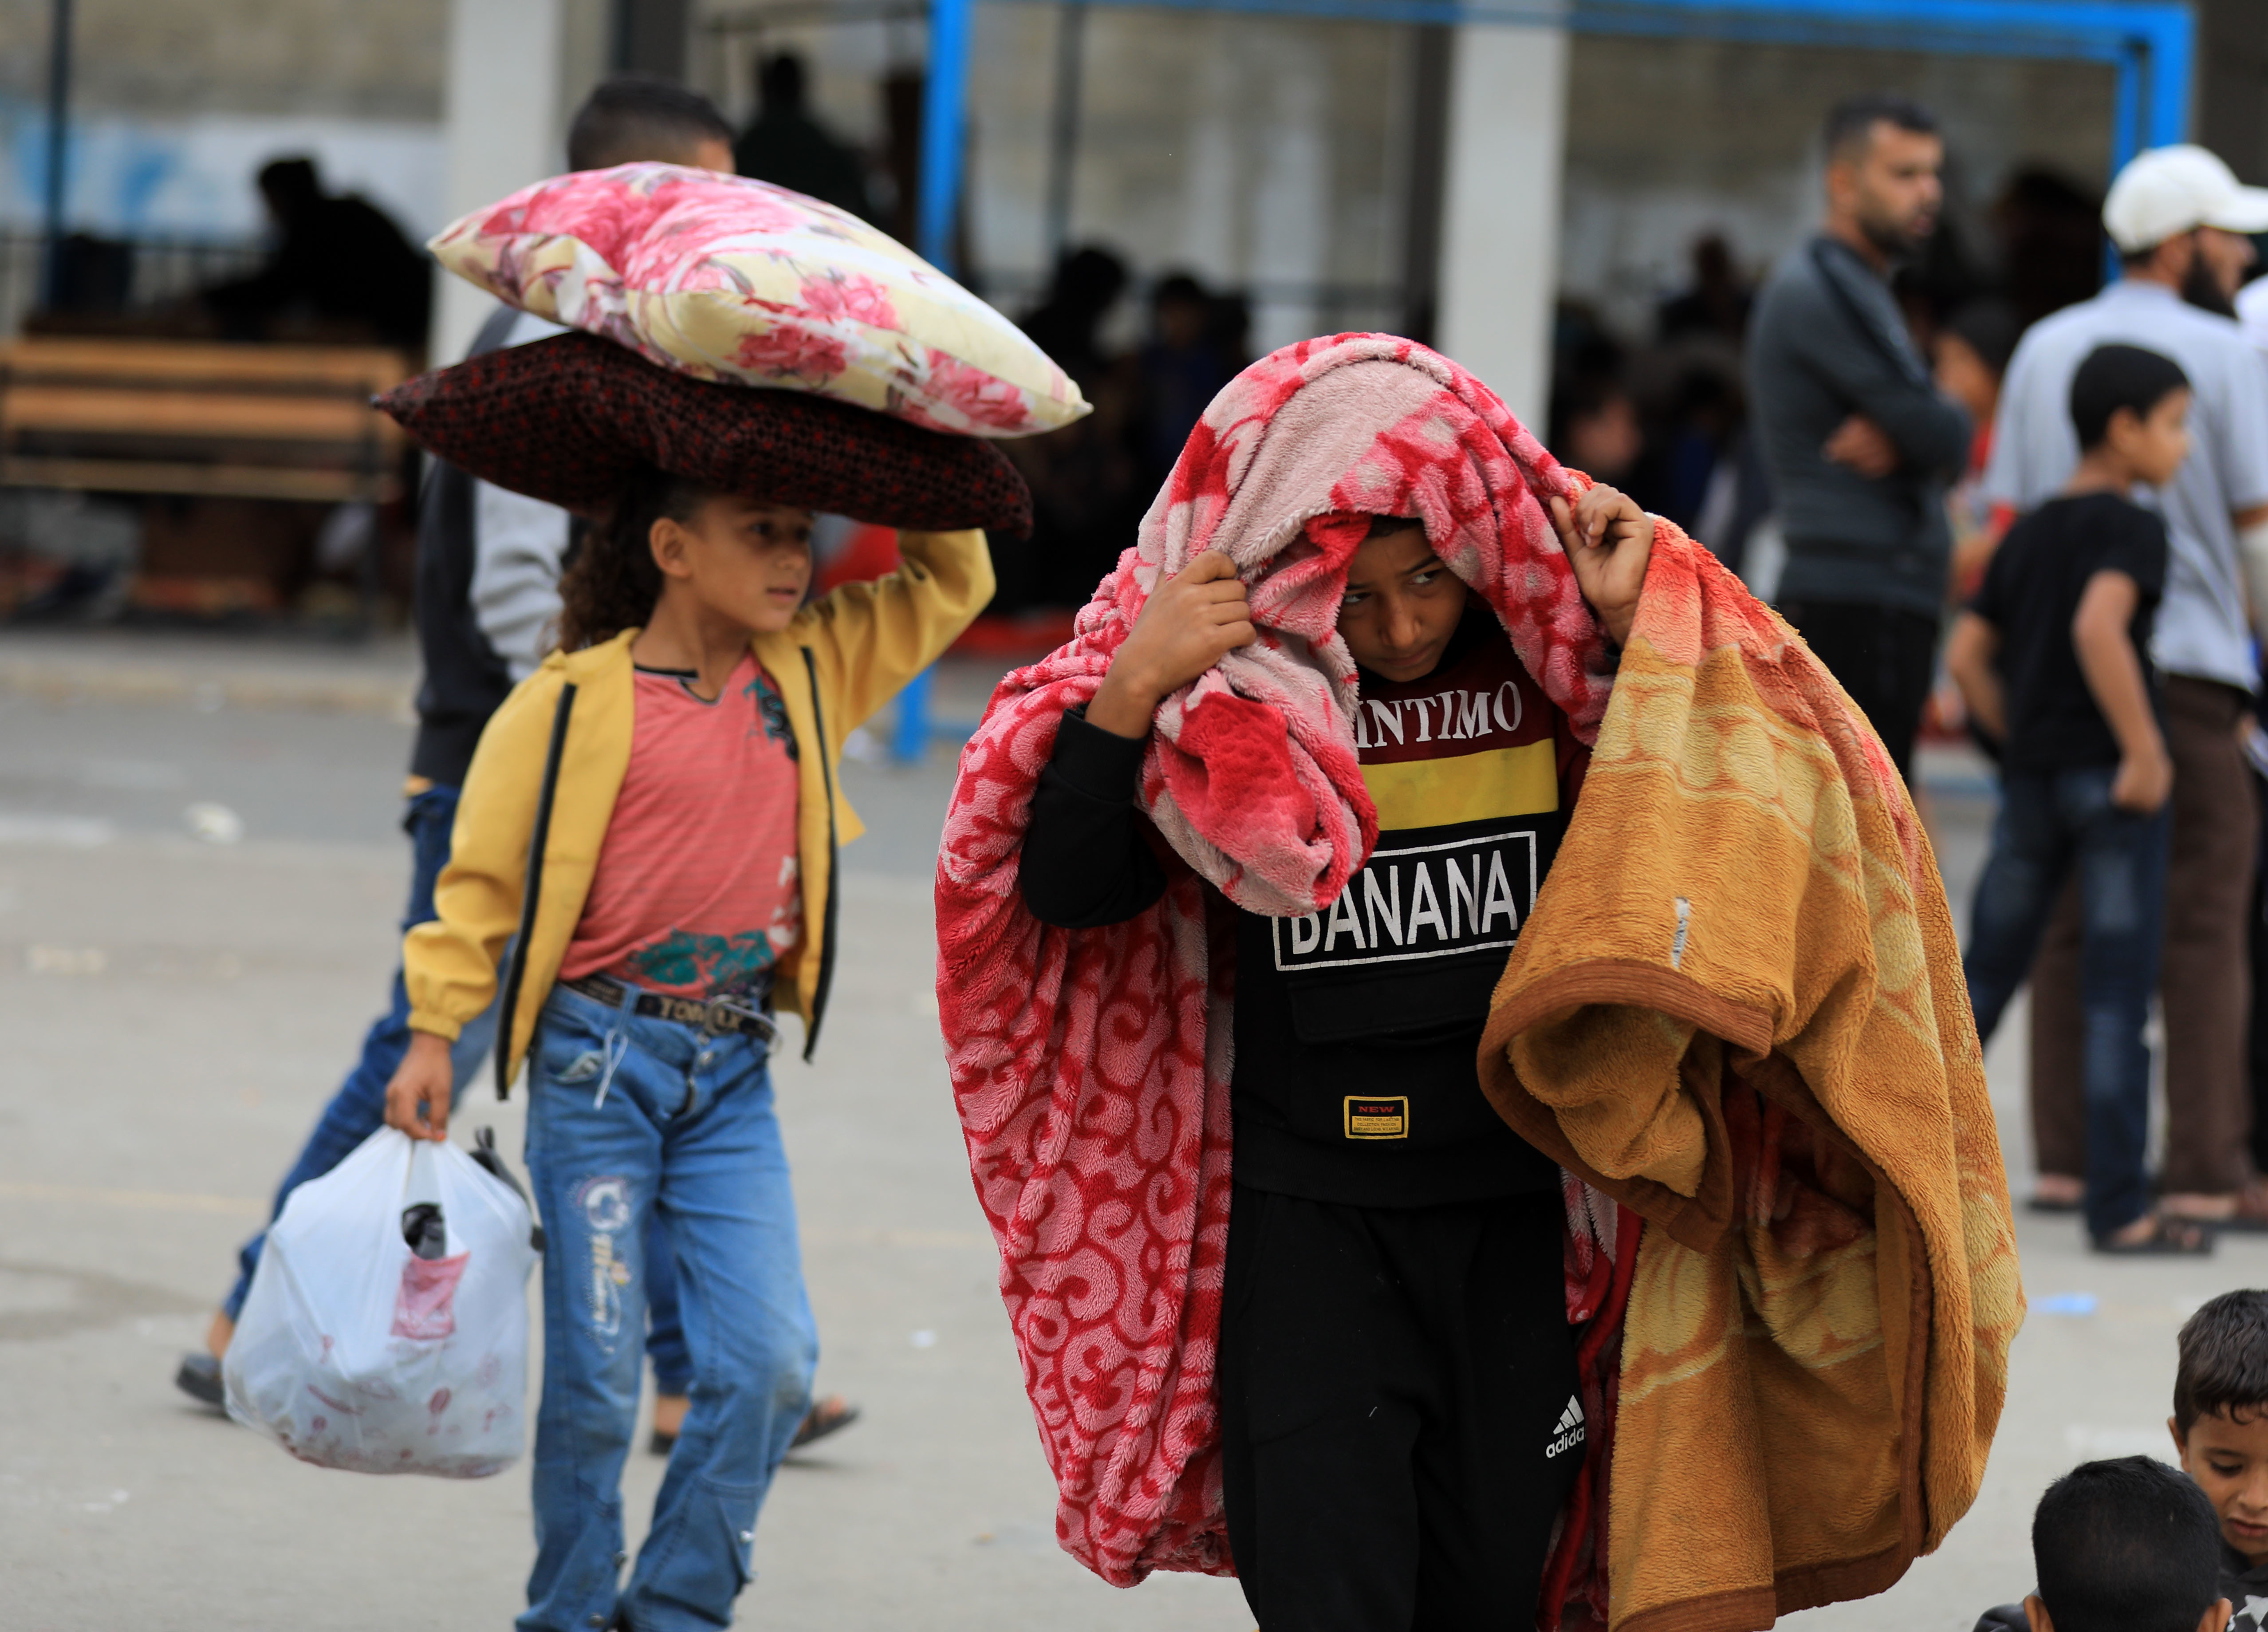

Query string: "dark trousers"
[1218, 1184, 1580, 1632]
[2028, 677, 2258, 1198]
[1965, 766, 2171, 1238]
[1778, 597, 1940, 784]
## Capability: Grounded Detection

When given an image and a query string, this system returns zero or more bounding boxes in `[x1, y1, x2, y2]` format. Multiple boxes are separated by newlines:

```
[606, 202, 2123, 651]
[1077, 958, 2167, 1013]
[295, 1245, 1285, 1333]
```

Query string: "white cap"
[2103, 144, 2268, 254]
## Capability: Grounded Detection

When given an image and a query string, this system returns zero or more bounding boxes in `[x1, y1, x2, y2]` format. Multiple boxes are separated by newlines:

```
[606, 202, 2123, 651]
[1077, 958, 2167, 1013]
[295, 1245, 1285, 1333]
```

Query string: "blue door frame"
[889, 0, 2192, 759]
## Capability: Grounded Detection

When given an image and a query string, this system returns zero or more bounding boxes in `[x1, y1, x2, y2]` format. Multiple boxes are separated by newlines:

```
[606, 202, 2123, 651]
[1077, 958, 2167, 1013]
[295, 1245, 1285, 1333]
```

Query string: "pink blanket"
[936, 333, 1633, 1592]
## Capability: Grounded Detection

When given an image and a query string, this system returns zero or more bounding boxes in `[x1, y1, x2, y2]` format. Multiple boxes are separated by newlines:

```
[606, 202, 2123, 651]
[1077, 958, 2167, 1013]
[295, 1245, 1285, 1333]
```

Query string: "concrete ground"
[1, 625, 2262, 1631]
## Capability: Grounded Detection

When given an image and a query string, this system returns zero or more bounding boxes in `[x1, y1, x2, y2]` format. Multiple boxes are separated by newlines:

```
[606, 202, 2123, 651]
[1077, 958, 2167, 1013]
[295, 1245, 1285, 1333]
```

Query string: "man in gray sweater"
[1748, 94, 1974, 781]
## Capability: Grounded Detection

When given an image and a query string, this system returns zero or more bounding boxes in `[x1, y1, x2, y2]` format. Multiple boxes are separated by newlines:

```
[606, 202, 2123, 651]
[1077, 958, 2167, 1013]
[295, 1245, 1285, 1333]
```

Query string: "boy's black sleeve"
[2105, 506, 2170, 599]
[1020, 706, 1171, 928]
[1967, 527, 2012, 625]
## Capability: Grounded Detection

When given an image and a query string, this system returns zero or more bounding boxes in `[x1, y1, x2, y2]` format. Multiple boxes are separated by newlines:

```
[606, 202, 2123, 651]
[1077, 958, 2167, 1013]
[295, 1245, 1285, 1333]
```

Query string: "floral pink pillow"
[428, 163, 1088, 438]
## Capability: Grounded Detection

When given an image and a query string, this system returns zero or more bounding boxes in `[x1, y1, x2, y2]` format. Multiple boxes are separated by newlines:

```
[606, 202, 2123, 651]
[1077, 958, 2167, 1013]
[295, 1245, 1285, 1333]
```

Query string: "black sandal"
[790, 1395, 861, 1450]
[2093, 1214, 2215, 1255]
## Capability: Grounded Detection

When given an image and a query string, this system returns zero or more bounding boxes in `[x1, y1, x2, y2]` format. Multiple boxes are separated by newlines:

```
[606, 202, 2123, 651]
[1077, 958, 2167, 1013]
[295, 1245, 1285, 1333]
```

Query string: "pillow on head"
[427, 162, 1088, 440]
[376, 332, 1032, 536]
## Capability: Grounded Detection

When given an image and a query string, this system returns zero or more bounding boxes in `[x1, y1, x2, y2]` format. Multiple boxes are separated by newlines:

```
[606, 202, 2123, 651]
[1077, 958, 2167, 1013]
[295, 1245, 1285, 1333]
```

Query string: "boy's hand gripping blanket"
[1476, 534, 2026, 1629]
[936, 333, 1624, 1586]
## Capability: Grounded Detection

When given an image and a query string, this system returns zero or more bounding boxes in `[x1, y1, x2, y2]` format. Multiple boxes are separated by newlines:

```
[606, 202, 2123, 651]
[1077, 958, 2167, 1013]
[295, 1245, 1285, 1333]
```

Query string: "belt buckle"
[702, 997, 739, 1034]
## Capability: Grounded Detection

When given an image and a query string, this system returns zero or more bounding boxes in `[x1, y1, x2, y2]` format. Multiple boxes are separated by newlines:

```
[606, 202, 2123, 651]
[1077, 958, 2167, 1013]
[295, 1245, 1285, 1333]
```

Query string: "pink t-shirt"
[560, 651, 802, 999]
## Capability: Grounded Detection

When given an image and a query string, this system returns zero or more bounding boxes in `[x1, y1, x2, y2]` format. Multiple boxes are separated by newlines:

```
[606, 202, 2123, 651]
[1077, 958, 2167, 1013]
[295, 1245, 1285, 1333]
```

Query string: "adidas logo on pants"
[1545, 1394, 1586, 1459]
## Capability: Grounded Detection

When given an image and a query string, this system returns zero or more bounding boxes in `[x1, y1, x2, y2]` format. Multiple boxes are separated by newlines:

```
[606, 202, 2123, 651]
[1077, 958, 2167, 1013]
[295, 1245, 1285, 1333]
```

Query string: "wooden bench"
[0, 337, 417, 617]
[0, 337, 412, 505]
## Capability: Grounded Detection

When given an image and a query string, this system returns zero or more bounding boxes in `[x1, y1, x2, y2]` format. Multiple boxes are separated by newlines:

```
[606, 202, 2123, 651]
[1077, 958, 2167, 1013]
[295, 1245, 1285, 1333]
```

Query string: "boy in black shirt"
[1949, 342, 2197, 1254]
[1020, 486, 1652, 1631]
[1973, 1457, 2231, 1632]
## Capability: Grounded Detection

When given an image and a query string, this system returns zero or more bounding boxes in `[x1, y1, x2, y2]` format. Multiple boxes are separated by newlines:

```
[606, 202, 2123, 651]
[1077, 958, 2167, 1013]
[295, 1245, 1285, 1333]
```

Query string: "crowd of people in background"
[1546, 143, 2110, 587]
[961, 91, 2268, 1261]
[1723, 93, 2268, 1257]
[995, 248, 1256, 614]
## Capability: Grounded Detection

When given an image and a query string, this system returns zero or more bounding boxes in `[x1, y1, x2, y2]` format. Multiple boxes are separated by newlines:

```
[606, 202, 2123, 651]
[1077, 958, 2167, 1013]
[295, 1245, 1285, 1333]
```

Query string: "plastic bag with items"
[223, 1127, 540, 1478]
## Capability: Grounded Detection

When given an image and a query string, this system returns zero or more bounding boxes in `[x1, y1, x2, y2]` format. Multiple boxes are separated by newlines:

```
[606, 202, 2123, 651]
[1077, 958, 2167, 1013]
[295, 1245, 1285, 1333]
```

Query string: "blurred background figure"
[1747, 93, 1973, 784]
[1995, 167, 2109, 330]
[996, 245, 1139, 613]
[733, 51, 875, 223]
[1020, 244, 1128, 390]
[1134, 272, 1240, 492]
[199, 157, 430, 354]
[1550, 366, 1642, 487]
[1657, 232, 1753, 345]
[1982, 142, 2268, 1229]
[1934, 296, 2023, 590]
[1934, 298, 2021, 431]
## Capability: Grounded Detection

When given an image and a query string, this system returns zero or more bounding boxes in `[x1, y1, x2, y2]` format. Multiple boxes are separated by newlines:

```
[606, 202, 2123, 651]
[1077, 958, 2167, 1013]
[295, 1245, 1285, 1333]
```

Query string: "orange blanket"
[1480, 523, 2026, 1631]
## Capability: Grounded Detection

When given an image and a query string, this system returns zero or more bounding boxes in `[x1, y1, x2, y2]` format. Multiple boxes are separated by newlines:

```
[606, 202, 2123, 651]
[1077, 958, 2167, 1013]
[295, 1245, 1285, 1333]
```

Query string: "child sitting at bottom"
[1946, 342, 2198, 1254]
[2170, 1289, 2268, 1629]
[1976, 1457, 2231, 1632]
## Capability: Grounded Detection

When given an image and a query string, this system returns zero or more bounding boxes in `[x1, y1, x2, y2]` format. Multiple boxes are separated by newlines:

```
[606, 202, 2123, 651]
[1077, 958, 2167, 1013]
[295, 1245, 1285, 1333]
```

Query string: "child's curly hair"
[554, 464, 718, 651]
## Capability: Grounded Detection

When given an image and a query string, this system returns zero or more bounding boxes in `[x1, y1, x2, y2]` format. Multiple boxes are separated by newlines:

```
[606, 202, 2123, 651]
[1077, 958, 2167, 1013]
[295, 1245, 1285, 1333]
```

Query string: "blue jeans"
[223, 786, 693, 1393]
[1964, 765, 2172, 1240]
[520, 982, 816, 1632]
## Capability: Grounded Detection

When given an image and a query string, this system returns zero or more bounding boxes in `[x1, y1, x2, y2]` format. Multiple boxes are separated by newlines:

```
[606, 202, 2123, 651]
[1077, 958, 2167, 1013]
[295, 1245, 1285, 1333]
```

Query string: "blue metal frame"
[918, 0, 2191, 260]
[892, 0, 2192, 757]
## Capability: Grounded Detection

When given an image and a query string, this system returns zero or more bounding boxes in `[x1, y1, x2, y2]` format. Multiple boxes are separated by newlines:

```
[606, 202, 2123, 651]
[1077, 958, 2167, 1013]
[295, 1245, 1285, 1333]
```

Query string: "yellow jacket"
[402, 529, 994, 1084]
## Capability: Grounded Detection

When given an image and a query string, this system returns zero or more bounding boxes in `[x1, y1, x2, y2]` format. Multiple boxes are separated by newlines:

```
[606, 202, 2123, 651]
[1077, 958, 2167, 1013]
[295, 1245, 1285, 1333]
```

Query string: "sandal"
[2093, 1214, 2215, 1255]
[2026, 1176, 2085, 1214]
[790, 1394, 861, 1451]
[2159, 1187, 2268, 1234]
[2213, 1185, 2268, 1233]
[649, 1392, 862, 1455]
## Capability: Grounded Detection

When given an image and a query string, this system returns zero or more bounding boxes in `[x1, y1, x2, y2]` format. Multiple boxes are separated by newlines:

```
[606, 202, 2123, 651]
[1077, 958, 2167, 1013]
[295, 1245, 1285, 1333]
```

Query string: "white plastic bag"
[224, 1127, 539, 1478]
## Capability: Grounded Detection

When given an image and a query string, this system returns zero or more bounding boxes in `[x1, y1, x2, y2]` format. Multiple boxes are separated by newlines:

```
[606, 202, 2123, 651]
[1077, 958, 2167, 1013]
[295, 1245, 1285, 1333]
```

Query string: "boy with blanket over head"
[955, 332, 1647, 1628]
[1022, 502, 1646, 1629]
[938, 333, 2022, 1632]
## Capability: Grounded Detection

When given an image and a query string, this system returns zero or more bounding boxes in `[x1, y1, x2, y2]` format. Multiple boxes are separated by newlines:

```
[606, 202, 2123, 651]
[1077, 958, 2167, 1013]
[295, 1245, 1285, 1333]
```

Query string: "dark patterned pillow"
[375, 331, 1032, 535]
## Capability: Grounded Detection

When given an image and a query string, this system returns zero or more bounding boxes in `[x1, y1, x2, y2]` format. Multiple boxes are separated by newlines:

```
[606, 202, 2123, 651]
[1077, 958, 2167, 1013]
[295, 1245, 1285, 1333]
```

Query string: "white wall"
[1436, 22, 1570, 429]
[433, 0, 566, 363]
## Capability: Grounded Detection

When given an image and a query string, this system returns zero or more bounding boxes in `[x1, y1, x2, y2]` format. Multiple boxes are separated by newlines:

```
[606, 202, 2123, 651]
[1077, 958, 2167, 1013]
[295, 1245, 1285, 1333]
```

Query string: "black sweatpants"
[1218, 1184, 1581, 1632]
[1776, 597, 1939, 784]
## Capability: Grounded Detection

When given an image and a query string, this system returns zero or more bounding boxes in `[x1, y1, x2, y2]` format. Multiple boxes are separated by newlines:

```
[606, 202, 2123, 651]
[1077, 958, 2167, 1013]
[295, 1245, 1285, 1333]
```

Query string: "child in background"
[2170, 1289, 2268, 1628]
[1937, 298, 2024, 588]
[383, 464, 992, 1630]
[1974, 1457, 2231, 1632]
[1947, 343, 2198, 1254]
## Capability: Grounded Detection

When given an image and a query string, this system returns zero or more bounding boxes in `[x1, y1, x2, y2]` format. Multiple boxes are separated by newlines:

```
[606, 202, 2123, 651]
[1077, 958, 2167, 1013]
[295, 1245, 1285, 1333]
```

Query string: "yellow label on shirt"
[1344, 1096, 1411, 1139]
[1358, 740, 1559, 830]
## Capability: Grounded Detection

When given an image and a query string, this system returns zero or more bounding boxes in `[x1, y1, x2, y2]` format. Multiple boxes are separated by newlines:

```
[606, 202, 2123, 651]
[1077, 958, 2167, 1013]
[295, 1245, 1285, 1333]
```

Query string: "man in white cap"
[1983, 143, 2268, 1228]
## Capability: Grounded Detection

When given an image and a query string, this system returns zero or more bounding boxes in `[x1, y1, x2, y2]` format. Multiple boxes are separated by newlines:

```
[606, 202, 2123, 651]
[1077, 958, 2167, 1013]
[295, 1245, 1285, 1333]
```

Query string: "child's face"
[1567, 395, 1642, 484]
[650, 497, 815, 635]
[2117, 387, 2193, 489]
[2173, 1407, 2268, 1563]
[1338, 525, 1468, 683]
[1933, 332, 2000, 425]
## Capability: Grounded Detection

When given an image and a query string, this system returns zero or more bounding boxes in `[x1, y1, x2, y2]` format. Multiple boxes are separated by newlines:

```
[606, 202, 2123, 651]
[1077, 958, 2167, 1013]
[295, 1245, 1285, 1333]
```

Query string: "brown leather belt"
[563, 974, 779, 1045]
